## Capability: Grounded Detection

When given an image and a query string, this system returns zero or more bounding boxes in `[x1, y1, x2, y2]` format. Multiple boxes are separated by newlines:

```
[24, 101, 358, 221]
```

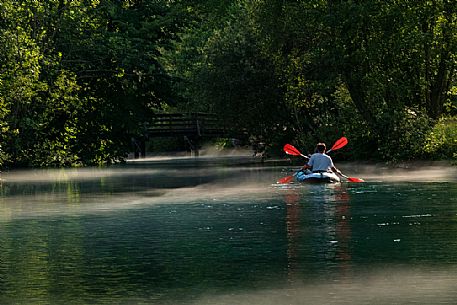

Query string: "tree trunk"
[429, 50, 450, 119]
[344, 73, 378, 132]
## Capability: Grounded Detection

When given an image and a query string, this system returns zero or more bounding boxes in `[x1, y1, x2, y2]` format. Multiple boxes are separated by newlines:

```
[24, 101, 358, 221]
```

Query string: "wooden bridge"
[146, 112, 233, 138]
[132, 112, 248, 157]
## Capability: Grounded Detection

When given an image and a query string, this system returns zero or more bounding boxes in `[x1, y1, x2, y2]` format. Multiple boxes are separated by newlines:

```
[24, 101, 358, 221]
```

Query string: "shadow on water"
[0, 157, 456, 304]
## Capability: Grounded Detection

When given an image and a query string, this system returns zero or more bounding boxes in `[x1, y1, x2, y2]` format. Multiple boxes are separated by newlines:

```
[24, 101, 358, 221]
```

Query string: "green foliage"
[0, 0, 456, 167]
[376, 110, 433, 161]
[0, 0, 185, 167]
[424, 117, 457, 161]
[237, 0, 456, 161]
[15, 71, 84, 167]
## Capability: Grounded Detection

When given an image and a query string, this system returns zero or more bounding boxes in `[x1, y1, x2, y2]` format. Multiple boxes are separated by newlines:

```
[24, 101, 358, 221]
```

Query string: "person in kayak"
[302, 142, 342, 175]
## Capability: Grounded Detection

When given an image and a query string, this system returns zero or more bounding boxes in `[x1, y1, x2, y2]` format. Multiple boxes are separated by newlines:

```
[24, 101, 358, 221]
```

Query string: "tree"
[168, 1, 289, 144]
[248, 0, 457, 159]
[0, 0, 184, 167]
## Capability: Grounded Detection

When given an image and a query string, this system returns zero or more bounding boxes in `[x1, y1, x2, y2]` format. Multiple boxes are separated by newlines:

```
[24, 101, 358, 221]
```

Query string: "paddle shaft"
[339, 173, 364, 183]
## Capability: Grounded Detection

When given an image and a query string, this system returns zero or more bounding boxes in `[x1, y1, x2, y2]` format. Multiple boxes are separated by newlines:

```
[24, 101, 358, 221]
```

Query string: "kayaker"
[302, 143, 342, 176]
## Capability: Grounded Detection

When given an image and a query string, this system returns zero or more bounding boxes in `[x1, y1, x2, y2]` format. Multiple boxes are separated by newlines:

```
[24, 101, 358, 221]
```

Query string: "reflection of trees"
[284, 184, 352, 281]
[334, 185, 352, 276]
[0, 218, 86, 303]
[285, 190, 301, 281]
[0, 200, 290, 304]
[0, 177, 112, 303]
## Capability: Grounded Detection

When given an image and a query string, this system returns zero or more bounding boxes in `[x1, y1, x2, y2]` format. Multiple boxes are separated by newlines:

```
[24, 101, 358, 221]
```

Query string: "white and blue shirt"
[307, 153, 334, 172]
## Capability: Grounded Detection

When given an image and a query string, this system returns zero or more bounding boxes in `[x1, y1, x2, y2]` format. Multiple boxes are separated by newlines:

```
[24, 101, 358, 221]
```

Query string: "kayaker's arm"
[302, 163, 311, 171]
[331, 166, 342, 176]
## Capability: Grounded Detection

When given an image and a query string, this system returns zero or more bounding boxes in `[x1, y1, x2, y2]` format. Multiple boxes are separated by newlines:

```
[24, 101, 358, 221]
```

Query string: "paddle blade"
[330, 137, 348, 151]
[278, 175, 294, 184]
[283, 144, 302, 156]
[347, 177, 364, 183]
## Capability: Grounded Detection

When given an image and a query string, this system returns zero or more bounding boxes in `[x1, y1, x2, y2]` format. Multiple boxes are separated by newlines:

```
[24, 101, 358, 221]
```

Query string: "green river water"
[0, 157, 456, 305]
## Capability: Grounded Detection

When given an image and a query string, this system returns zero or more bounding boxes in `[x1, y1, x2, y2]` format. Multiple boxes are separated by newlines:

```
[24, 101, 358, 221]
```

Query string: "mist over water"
[342, 161, 457, 183]
[0, 158, 455, 221]
[192, 268, 457, 305]
[0, 157, 457, 304]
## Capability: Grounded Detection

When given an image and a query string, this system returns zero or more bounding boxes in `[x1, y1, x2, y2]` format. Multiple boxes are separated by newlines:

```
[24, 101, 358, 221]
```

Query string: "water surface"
[0, 157, 456, 304]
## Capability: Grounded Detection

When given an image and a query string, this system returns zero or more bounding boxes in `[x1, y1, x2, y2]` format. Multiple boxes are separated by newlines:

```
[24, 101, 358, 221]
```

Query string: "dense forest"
[0, 0, 456, 167]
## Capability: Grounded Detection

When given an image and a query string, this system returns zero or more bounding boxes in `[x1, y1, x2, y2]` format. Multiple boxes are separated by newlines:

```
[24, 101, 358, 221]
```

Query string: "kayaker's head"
[316, 143, 326, 153]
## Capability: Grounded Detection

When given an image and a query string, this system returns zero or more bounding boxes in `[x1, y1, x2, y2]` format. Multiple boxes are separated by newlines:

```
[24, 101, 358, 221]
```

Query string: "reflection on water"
[0, 159, 456, 304]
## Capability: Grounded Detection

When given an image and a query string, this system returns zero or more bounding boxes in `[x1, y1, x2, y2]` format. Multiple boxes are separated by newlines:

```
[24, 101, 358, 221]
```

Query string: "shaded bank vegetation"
[0, 0, 456, 167]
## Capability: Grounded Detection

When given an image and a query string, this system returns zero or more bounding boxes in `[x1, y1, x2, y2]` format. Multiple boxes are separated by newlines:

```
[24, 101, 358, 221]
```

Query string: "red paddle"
[328, 137, 364, 182]
[340, 174, 364, 183]
[283, 144, 309, 159]
[283, 137, 348, 158]
[277, 175, 295, 184]
[327, 137, 348, 153]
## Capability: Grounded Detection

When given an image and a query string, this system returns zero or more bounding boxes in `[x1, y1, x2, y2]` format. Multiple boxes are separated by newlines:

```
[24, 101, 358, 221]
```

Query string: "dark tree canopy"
[0, 0, 456, 167]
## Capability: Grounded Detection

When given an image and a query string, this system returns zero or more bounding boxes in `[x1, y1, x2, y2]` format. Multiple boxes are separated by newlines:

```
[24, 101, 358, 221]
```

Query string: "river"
[0, 156, 456, 305]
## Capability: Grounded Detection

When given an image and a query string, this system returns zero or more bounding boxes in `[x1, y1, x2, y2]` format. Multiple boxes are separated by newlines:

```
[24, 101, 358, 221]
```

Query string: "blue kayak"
[295, 171, 341, 183]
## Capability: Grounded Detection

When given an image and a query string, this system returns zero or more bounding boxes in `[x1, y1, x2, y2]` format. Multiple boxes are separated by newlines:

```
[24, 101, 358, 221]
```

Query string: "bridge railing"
[132, 112, 248, 157]
[146, 112, 233, 138]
